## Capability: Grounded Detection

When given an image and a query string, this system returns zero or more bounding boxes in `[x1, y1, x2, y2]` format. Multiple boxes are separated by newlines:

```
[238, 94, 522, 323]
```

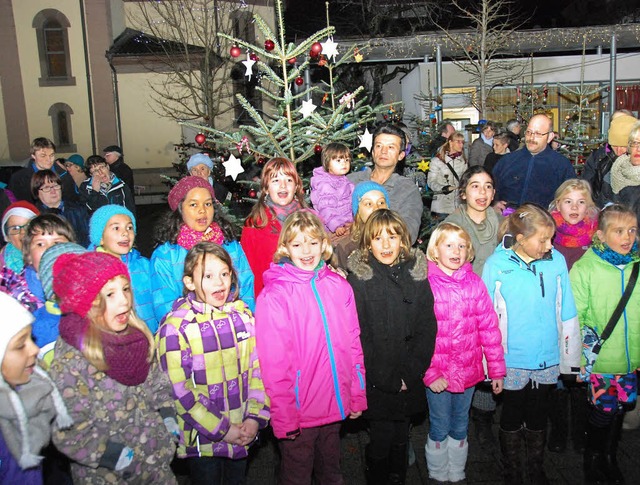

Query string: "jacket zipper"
[539, 272, 545, 298]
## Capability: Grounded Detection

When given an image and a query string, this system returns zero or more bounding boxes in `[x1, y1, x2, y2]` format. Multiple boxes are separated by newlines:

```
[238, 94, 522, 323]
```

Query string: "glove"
[115, 447, 134, 471]
[442, 185, 454, 195]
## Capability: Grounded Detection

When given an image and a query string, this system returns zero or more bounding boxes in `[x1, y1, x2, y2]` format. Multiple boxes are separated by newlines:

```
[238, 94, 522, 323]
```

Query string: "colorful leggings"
[588, 372, 637, 414]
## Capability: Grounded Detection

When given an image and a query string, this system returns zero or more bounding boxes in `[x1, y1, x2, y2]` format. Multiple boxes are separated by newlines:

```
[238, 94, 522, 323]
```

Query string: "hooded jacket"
[256, 261, 366, 439]
[424, 261, 505, 392]
[309, 166, 354, 233]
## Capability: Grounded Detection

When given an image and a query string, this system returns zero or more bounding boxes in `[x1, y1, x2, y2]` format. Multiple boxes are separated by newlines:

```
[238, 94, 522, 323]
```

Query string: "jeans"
[188, 456, 247, 485]
[426, 387, 474, 442]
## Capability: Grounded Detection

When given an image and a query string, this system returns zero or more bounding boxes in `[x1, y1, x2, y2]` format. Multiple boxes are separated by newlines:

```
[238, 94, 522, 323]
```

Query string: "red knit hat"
[52, 252, 129, 316]
[167, 176, 216, 211]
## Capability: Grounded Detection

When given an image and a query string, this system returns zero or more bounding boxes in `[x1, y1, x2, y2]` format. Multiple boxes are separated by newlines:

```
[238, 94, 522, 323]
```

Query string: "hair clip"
[519, 211, 529, 219]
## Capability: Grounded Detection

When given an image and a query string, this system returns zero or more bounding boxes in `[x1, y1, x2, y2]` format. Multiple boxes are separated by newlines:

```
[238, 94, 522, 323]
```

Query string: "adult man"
[506, 119, 521, 152]
[348, 124, 423, 243]
[9, 138, 76, 203]
[428, 121, 456, 157]
[493, 114, 575, 209]
[103, 145, 134, 190]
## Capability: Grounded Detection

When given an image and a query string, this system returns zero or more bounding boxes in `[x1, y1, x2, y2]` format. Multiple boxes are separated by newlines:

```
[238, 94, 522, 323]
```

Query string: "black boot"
[388, 443, 407, 485]
[499, 427, 524, 484]
[569, 384, 588, 453]
[365, 445, 389, 485]
[472, 408, 496, 447]
[583, 420, 609, 484]
[523, 428, 549, 485]
[547, 388, 569, 452]
[604, 414, 624, 484]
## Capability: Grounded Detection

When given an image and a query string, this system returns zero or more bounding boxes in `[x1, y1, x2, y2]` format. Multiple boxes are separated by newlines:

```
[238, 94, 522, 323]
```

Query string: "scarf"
[59, 313, 151, 386]
[265, 196, 302, 225]
[3, 243, 25, 274]
[592, 241, 640, 266]
[447, 151, 463, 160]
[481, 133, 493, 146]
[457, 204, 500, 245]
[610, 154, 640, 194]
[551, 210, 597, 247]
[177, 222, 225, 251]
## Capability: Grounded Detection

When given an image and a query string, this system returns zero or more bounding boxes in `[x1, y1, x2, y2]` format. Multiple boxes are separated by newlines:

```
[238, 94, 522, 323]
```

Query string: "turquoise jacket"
[121, 249, 158, 333]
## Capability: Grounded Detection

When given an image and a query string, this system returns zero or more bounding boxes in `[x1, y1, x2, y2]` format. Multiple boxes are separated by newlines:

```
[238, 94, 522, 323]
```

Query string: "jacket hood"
[347, 247, 427, 281]
[492, 243, 554, 269]
[262, 260, 331, 286]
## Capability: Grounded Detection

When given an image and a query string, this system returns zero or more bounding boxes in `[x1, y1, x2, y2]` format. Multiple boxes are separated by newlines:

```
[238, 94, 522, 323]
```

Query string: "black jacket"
[347, 249, 437, 420]
[109, 158, 135, 192]
[79, 176, 136, 216]
[581, 144, 616, 208]
[9, 162, 77, 203]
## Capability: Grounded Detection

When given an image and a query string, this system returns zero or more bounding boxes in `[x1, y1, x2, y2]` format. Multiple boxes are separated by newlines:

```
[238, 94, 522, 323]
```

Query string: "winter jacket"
[469, 137, 493, 167]
[23, 266, 60, 363]
[348, 168, 423, 244]
[109, 158, 135, 193]
[121, 248, 158, 333]
[79, 175, 136, 216]
[428, 153, 467, 215]
[347, 249, 436, 420]
[157, 295, 270, 459]
[36, 201, 90, 248]
[310, 167, 354, 233]
[493, 145, 576, 208]
[580, 144, 616, 208]
[242, 209, 281, 296]
[482, 244, 581, 373]
[424, 261, 505, 392]
[150, 239, 255, 322]
[0, 431, 42, 485]
[49, 322, 177, 484]
[256, 260, 367, 438]
[570, 249, 640, 374]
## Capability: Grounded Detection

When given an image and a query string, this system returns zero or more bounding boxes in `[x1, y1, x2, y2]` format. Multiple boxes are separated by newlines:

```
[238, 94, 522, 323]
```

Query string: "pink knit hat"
[167, 176, 216, 211]
[52, 252, 129, 316]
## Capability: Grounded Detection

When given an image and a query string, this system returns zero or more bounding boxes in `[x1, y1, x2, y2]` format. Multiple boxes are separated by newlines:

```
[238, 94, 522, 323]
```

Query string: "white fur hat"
[0, 292, 34, 369]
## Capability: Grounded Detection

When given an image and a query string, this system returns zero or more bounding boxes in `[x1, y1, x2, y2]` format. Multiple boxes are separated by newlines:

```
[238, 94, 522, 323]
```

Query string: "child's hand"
[91, 176, 102, 192]
[428, 378, 448, 393]
[349, 411, 362, 419]
[238, 419, 260, 446]
[335, 225, 347, 237]
[492, 379, 504, 394]
[223, 424, 244, 445]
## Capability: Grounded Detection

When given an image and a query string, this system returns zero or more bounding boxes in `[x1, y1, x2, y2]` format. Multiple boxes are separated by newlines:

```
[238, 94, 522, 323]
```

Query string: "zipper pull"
[539, 272, 545, 298]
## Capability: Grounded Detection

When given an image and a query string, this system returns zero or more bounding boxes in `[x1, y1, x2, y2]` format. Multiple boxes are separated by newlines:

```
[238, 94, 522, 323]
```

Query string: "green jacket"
[570, 249, 640, 375]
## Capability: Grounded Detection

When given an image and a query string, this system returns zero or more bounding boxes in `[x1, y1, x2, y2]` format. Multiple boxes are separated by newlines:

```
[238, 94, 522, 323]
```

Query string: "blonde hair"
[596, 204, 638, 236]
[275, 211, 333, 262]
[426, 222, 475, 263]
[83, 275, 154, 371]
[498, 203, 555, 246]
[360, 209, 411, 264]
[436, 131, 465, 162]
[549, 179, 597, 217]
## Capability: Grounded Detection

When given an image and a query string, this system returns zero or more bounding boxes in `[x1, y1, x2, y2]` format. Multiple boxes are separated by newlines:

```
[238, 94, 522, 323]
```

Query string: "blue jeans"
[426, 387, 474, 442]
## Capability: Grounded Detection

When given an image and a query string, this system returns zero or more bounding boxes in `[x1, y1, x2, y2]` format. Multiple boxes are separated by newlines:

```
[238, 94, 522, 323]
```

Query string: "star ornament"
[321, 37, 339, 62]
[417, 159, 430, 172]
[241, 53, 256, 80]
[359, 128, 373, 152]
[299, 99, 317, 119]
[223, 153, 245, 180]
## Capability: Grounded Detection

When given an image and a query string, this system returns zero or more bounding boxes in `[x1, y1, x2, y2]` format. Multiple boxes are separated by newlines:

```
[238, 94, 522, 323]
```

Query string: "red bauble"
[287, 57, 297, 65]
[195, 133, 206, 145]
[264, 39, 275, 51]
[310, 42, 323, 54]
[249, 189, 257, 198]
[230, 46, 241, 58]
[257, 158, 266, 165]
[314, 145, 322, 154]
[294, 76, 304, 86]
[309, 50, 319, 59]
[250, 53, 259, 61]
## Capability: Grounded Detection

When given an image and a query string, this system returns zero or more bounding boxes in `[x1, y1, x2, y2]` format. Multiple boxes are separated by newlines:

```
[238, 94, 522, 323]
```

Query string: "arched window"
[33, 9, 75, 86]
[48, 103, 77, 152]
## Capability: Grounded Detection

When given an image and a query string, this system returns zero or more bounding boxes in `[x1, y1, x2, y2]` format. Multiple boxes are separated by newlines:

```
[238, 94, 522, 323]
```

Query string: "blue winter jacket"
[24, 266, 60, 362]
[150, 240, 255, 323]
[121, 249, 158, 333]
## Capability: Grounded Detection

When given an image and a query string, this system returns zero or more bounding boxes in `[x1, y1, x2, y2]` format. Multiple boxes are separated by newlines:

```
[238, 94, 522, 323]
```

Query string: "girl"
[482, 204, 581, 484]
[310, 142, 355, 239]
[151, 176, 255, 322]
[428, 131, 468, 218]
[1, 201, 40, 273]
[332, 181, 390, 270]
[549, 179, 598, 270]
[157, 242, 269, 484]
[347, 209, 436, 485]
[256, 211, 366, 485]
[242, 157, 306, 295]
[570, 204, 640, 484]
[90, 205, 158, 332]
[48, 252, 178, 483]
[424, 222, 505, 484]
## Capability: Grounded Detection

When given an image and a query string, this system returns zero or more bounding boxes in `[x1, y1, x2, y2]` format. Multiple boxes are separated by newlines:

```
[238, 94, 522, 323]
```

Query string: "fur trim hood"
[347, 247, 427, 281]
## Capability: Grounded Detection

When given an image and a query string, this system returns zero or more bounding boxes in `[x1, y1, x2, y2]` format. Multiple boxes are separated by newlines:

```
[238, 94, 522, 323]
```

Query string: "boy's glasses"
[39, 184, 61, 193]
[90, 164, 108, 176]
[7, 224, 28, 235]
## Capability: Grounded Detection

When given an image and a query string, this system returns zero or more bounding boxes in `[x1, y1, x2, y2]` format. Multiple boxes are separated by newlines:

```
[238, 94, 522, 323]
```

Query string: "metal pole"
[436, 44, 443, 122]
[610, 34, 616, 116]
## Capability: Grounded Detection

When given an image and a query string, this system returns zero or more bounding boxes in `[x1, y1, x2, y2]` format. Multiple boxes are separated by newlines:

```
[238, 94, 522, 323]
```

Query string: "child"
[242, 157, 306, 295]
[256, 211, 366, 485]
[549, 179, 598, 270]
[48, 252, 178, 483]
[79, 155, 136, 216]
[347, 209, 436, 484]
[157, 242, 270, 484]
[310, 142, 355, 239]
[151, 176, 255, 322]
[1, 201, 40, 273]
[90, 205, 158, 332]
[428, 131, 468, 218]
[570, 204, 640, 484]
[482, 204, 581, 483]
[424, 222, 505, 483]
[331, 181, 390, 270]
[0, 292, 72, 484]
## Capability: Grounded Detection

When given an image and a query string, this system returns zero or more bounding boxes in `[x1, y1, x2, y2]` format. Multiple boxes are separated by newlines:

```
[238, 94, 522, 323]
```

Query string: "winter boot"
[569, 384, 588, 452]
[388, 443, 408, 485]
[604, 414, 624, 484]
[447, 437, 469, 484]
[365, 445, 389, 485]
[523, 428, 549, 484]
[425, 436, 449, 484]
[583, 420, 609, 484]
[499, 427, 524, 484]
[547, 387, 569, 452]
[471, 408, 496, 447]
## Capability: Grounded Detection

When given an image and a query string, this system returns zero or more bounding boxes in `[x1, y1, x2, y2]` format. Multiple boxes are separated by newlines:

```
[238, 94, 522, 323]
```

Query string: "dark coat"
[79, 176, 136, 216]
[347, 248, 437, 421]
[507, 131, 520, 152]
[36, 201, 90, 247]
[108, 158, 135, 192]
[9, 162, 77, 203]
[580, 144, 616, 208]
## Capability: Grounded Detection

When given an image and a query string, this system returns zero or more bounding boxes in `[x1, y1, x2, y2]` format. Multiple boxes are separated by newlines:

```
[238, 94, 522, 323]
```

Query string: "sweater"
[309, 167, 354, 233]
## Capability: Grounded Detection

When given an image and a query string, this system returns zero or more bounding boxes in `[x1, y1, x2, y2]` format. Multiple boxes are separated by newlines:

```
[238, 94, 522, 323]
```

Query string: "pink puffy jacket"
[424, 261, 505, 392]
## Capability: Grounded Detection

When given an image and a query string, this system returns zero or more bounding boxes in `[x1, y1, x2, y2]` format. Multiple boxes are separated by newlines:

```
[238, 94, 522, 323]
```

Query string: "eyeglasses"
[39, 184, 61, 193]
[525, 130, 550, 138]
[630, 142, 640, 150]
[7, 224, 28, 235]
[90, 165, 108, 175]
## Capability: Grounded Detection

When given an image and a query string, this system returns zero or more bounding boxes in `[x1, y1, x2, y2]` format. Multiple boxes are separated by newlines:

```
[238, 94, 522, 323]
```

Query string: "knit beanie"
[2, 201, 40, 242]
[53, 252, 129, 317]
[608, 114, 638, 146]
[39, 243, 87, 301]
[89, 204, 137, 248]
[186, 153, 214, 171]
[352, 181, 391, 216]
[66, 154, 84, 168]
[167, 175, 216, 211]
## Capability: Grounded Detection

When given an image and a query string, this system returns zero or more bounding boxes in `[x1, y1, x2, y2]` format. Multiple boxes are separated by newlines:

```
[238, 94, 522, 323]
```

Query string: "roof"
[106, 28, 205, 58]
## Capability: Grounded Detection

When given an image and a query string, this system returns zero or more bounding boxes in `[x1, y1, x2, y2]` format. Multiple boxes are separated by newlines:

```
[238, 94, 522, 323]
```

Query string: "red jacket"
[242, 210, 281, 296]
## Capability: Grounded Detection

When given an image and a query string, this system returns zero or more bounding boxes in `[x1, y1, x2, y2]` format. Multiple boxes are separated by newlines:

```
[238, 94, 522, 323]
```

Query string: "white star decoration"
[223, 153, 244, 180]
[359, 128, 373, 152]
[299, 99, 317, 118]
[241, 53, 256, 80]
[321, 37, 339, 62]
